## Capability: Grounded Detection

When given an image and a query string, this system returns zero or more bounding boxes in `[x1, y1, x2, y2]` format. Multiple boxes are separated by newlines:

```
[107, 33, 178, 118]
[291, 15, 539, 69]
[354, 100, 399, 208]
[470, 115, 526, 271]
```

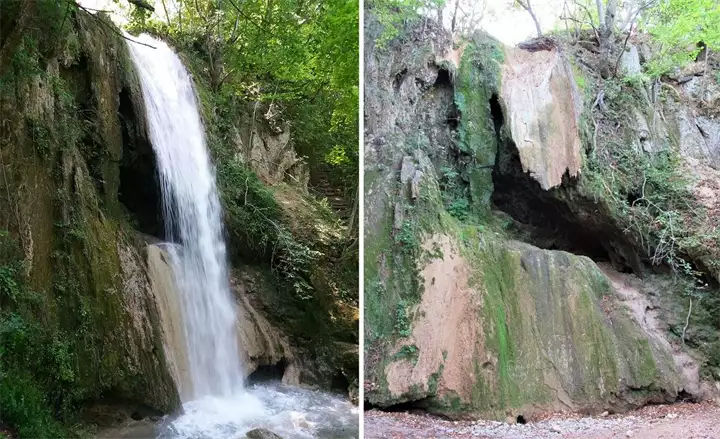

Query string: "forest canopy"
[125, 0, 359, 188]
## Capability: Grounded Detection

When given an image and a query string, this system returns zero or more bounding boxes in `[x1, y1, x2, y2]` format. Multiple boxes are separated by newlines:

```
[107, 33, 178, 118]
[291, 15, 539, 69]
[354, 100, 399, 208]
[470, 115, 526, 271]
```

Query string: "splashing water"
[126, 34, 358, 439]
[158, 383, 359, 439]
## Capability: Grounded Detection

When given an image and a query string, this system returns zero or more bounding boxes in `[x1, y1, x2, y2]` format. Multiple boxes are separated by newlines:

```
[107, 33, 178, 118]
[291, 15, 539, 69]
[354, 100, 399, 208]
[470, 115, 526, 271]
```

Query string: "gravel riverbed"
[365, 402, 720, 439]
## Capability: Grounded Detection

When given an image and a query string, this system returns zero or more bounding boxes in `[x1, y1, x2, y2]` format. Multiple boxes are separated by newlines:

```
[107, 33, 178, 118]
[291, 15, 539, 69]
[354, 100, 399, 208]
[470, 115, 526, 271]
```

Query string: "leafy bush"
[0, 311, 73, 438]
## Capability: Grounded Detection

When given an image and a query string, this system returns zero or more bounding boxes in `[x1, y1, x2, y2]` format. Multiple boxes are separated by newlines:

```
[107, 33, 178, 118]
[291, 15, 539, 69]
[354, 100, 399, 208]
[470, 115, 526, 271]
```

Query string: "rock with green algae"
[0, 5, 180, 418]
[368, 235, 682, 419]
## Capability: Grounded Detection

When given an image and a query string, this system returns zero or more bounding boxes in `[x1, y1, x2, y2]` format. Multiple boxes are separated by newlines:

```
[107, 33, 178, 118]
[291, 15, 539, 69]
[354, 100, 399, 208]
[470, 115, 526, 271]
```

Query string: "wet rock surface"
[245, 428, 284, 439]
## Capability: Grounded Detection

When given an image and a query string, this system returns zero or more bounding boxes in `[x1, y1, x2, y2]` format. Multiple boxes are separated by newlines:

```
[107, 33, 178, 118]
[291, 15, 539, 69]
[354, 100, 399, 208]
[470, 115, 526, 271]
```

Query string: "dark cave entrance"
[434, 68, 452, 88]
[246, 361, 286, 385]
[375, 398, 434, 415]
[118, 87, 165, 239]
[486, 95, 640, 274]
[330, 371, 350, 394]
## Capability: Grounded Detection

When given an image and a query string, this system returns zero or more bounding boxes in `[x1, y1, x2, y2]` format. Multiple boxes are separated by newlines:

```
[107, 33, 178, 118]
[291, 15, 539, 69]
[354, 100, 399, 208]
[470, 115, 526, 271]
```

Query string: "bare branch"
[74, 3, 157, 49]
[128, 0, 155, 12]
[516, 0, 542, 37]
[682, 297, 693, 345]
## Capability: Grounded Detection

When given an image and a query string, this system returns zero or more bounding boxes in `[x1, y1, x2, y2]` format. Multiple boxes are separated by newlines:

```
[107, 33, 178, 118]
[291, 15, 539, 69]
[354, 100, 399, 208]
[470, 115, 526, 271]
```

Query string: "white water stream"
[127, 34, 357, 438]
[128, 33, 242, 400]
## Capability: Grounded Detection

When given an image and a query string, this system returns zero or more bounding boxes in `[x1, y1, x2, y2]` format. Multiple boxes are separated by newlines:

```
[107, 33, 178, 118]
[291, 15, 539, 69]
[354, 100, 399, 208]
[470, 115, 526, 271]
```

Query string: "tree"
[516, 0, 542, 37]
[447, 0, 486, 35]
[645, 0, 720, 77]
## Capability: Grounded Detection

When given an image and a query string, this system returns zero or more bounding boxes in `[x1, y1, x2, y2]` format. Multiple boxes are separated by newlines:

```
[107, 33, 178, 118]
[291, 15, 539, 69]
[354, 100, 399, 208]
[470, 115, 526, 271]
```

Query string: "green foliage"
[396, 218, 419, 253]
[0, 35, 42, 91]
[0, 369, 66, 439]
[393, 344, 419, 364]
[439, 166, 471, 221]
[0, 265, 21, 303]
[0, 312, 69, 439]
[366, 0, 445, 48]
[127, 0, 359, 191]
[644, 0, 720, 77]
[582, 77, 719, 277]
[394, 300, 412, 337]
[275, 229, 322, 300]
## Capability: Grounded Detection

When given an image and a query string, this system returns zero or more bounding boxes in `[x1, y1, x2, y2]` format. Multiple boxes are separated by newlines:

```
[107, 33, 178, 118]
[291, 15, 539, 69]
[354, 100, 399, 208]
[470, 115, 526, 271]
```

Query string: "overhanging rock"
[501, 43, 583, 190]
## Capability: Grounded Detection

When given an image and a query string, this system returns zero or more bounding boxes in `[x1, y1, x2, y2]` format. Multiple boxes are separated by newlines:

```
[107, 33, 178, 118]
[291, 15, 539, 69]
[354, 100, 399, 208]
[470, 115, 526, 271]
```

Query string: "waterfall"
[125, 33, 358, 439]
[127, 34, 243, 399]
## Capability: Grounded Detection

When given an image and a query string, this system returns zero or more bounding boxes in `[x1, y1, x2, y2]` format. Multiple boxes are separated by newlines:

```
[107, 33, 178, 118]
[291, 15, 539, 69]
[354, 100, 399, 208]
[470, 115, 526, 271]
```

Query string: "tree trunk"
[0, 0, 36, 75]
[595, 0, 605, 30]
[518, 0, 542, 37]
[604, 0, 617, 35]
[347, 185, 359, 239]
[451, 0, 460, 32]
[597, 0, 618, 78]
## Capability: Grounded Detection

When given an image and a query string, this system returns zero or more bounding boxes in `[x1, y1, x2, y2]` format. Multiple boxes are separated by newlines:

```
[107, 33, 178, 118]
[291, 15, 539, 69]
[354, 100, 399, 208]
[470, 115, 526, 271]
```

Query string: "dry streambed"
[364, 402, 720, 439]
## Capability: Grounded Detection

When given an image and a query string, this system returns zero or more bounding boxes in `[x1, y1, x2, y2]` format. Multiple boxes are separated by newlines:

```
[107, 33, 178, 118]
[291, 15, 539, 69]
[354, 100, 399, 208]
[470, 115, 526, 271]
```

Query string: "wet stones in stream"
[245, 428, 284, 439]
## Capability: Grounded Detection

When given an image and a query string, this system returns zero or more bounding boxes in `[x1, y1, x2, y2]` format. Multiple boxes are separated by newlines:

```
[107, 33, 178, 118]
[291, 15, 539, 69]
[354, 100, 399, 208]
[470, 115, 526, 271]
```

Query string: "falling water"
[127, 34, 243, 398]
[125, 34, 358, 439]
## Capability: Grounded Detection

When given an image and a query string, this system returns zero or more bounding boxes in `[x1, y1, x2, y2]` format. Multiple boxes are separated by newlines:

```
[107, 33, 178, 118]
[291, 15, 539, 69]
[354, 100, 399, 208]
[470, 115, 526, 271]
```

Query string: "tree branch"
[682, 297, 693, 345]
[127, 0, 155, 12]
[517, 0, 542, 37]
[74, 3, 157, 49]
[225, 0, 274, 36]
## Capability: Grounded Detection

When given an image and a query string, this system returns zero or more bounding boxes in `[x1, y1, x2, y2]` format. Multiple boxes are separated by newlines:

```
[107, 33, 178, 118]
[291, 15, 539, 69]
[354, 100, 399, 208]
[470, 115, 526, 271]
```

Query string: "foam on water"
[158, 383, 358, 439]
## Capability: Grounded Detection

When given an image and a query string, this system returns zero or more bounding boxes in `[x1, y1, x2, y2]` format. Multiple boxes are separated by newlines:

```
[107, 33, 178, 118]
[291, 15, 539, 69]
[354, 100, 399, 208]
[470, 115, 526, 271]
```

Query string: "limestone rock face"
[229, 111, 309, 191]
[233, 280, 296, 380]
[0, 9, 180, 415]
[372, 235, 682, 419]
[147, 244, 192, 399]
[500, 45, 583, 190]
[363, 15, 716, 419]
[239, 122, 310, 190]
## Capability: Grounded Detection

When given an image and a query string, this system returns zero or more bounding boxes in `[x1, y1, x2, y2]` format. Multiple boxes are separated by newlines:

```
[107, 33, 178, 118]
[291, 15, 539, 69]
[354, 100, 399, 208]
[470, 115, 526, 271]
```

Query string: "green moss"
[427, 362, 444, 394]
[454, 34, 504, 216]
[393, 344, 419, 365]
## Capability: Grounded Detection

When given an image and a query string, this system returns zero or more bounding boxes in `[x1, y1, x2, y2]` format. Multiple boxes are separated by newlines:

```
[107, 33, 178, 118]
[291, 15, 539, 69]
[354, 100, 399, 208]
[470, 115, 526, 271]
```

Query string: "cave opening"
[378, 398, 433, 415]
[488, 96, 640, 274]
[330, 371, 350, 394]
[393, 68, 408, 92]
[246, 361, 286, 385]
[118, 87, 164, 239]
[489, 93, 504, 136]
[434, 68, 452, 87]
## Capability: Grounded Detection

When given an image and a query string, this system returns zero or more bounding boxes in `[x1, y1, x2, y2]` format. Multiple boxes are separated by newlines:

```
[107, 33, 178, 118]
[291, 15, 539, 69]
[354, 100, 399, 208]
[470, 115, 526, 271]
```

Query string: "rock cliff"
[364, 15, 719, 420]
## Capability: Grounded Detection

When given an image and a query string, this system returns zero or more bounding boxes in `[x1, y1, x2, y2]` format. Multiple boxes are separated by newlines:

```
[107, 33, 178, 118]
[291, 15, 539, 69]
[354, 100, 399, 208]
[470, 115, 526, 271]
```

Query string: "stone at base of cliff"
[245, 428, 284, 439]
[368, 234, 685, 419]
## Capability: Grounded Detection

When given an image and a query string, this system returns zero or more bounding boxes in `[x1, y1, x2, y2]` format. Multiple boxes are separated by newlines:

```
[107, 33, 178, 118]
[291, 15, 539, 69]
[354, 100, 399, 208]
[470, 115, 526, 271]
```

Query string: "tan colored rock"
[236, 122, 309, 190]
[501, 46, 583, 190]
[147, 244, 193, 399]
[231, 276, 297, 380]
[379, 234, 683, 419]
[235, 293, 295, 378]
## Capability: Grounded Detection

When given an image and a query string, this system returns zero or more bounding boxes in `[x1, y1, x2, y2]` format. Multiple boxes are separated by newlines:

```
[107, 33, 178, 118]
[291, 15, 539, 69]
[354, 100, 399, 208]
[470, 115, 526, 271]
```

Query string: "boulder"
[500, 45, 583, 190]
[245, 428, 284, 439]
[369, 234, 682, 419]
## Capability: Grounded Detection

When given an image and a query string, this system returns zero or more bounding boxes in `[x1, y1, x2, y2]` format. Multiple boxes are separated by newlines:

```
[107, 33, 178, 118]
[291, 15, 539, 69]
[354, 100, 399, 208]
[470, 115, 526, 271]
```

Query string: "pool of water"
[155, 383, 358, 439]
